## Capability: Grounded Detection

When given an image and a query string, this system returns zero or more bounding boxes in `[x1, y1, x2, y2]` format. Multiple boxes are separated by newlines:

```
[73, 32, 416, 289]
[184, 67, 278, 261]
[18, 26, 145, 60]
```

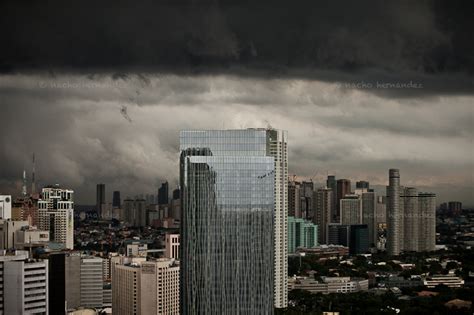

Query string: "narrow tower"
[387, 169, 401, 255]
[31, 153, 36, 194]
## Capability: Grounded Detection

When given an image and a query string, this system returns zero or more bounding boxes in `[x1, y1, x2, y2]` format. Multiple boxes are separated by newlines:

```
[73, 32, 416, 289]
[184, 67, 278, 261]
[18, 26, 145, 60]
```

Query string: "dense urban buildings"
[38, 186, 74, 249]
[180, 129, 283, 313]
[387, 169, 437, 255]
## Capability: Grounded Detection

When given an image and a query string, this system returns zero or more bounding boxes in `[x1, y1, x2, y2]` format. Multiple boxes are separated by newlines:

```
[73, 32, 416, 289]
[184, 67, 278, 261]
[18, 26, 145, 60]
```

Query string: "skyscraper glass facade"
[180, 130, 276, 315]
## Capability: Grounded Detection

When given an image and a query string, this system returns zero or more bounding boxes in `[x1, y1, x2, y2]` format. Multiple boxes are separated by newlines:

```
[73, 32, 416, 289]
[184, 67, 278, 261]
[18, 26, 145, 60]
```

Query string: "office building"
[165, 233, 180, 259]
[0, 195, 11, 219]
[0, 220, 29, 249]
[158, 182, 169, 205]
[300, 181, 314, 220]
[38, 186, 74, 249]
[349, 225, 369, 255]
[401, 187, 419, 251]
[288, 180, 302, 218]
[387, 169, 402, 255]
[141, 259, 180, 315]
[336, 179, 351, 215]
[314, 187, 333, 244]
[326, 175, 337, 222]
[112, 191, 121, 209]
[359, 190, 377, 246]
[327, 224, 368, 255]
[80, 256, 104, 308]
[112, 257, 179, 315]
[180, 129, 283, 313]
[418, 193, 436, 252]
[96, 184, 105, 216]
[356, 181, 370, 190]
[123, 198, 147, 227]
[0, 251, 49, 314]
[340, 194, 362, 225]
[288, 216, 318, 253]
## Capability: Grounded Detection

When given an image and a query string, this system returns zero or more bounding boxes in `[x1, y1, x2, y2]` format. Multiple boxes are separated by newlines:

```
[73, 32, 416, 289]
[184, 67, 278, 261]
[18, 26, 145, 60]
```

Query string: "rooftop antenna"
[31, 153, 36, 195]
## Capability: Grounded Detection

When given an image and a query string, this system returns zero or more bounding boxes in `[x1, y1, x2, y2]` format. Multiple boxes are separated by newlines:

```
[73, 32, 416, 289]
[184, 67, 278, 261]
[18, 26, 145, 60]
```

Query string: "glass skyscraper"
[180, 129, 287, 314]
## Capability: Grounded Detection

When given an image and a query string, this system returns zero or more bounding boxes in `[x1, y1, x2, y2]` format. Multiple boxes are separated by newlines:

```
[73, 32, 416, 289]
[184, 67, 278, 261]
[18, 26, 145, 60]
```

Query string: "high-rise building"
[401, 187, 419, 252]
[314, 187, 333, 244]
[418, 193, 436, 252]
[123, 198, 147, 227]
[80, 256, 104, 308]
[0, 251, 49, 314]
[112, 257, 179, 315]
[356, 181, 370, 190]
[336, 179, 351, 216]
[386, 169, 436, 255]
[288, 180, 302, 217]
[0, 196, 12, 219]
[326, 175, 337, 221]
[300, 181, 314, 220]
[44, 252, 107, 312]
[38, 186, 74, 249]
[359, 190, 377, 246]
[387, 169, 401, 256]
[96, 184, 105, 216]
[180, 129, 285, 313]
[349, 225, 369, 255]
[447, 201, 462, 216]
[158, 182, 169, 205]
[112, 191, 121, 209]
[288, 216, 318, 253]
[340, 194, 362, 225]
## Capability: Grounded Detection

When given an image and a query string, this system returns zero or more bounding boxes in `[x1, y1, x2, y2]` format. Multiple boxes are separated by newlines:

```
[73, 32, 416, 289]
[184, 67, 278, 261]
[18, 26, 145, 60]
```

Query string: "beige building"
[38, 186, 74, 249]
[112, 257, 179, 315]
[165, 233, 179, 259]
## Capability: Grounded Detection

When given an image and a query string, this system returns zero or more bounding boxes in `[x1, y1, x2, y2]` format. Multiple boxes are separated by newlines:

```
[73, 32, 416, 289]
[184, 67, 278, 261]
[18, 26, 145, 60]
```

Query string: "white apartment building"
[38, 186, 74, 249]
[0, 196, 11, 219]
[0, 251, 48, 314]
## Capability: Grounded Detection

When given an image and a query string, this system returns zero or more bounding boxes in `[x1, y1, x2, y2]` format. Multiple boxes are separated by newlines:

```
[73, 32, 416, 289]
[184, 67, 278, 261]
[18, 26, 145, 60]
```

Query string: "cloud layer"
[0, 73, 472, 205]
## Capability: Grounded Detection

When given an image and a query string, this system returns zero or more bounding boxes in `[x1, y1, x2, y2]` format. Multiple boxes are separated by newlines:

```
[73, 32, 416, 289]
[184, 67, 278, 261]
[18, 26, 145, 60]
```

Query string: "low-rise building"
[288, 276, 368, 294]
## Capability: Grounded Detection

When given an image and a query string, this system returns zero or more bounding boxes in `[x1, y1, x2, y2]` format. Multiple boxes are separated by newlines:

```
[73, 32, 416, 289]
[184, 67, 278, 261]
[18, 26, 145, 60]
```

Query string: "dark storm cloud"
[0, 74, 472, 205]
[1, 0, 473, 94]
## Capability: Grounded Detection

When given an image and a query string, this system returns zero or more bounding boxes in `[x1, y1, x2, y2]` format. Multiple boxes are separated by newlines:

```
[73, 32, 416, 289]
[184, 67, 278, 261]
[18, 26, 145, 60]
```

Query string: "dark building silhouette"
[326, 175, 337, 221]
[356, 181, 370, 190]
[112, 191, 121, 208]
[96, 184, 105, 215]
[349, 224, 369, 255]
[172, 188, 180, 200]
[158, 181, 169, 205]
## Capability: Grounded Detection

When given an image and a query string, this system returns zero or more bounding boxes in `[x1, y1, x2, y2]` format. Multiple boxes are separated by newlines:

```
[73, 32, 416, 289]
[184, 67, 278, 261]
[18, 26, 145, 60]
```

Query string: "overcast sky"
[0, 0, 473, 205]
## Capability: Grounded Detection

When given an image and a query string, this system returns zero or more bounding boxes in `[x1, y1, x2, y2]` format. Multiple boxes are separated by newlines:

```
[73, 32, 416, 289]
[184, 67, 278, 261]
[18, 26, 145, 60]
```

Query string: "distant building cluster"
[0, 129, 461, 315]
